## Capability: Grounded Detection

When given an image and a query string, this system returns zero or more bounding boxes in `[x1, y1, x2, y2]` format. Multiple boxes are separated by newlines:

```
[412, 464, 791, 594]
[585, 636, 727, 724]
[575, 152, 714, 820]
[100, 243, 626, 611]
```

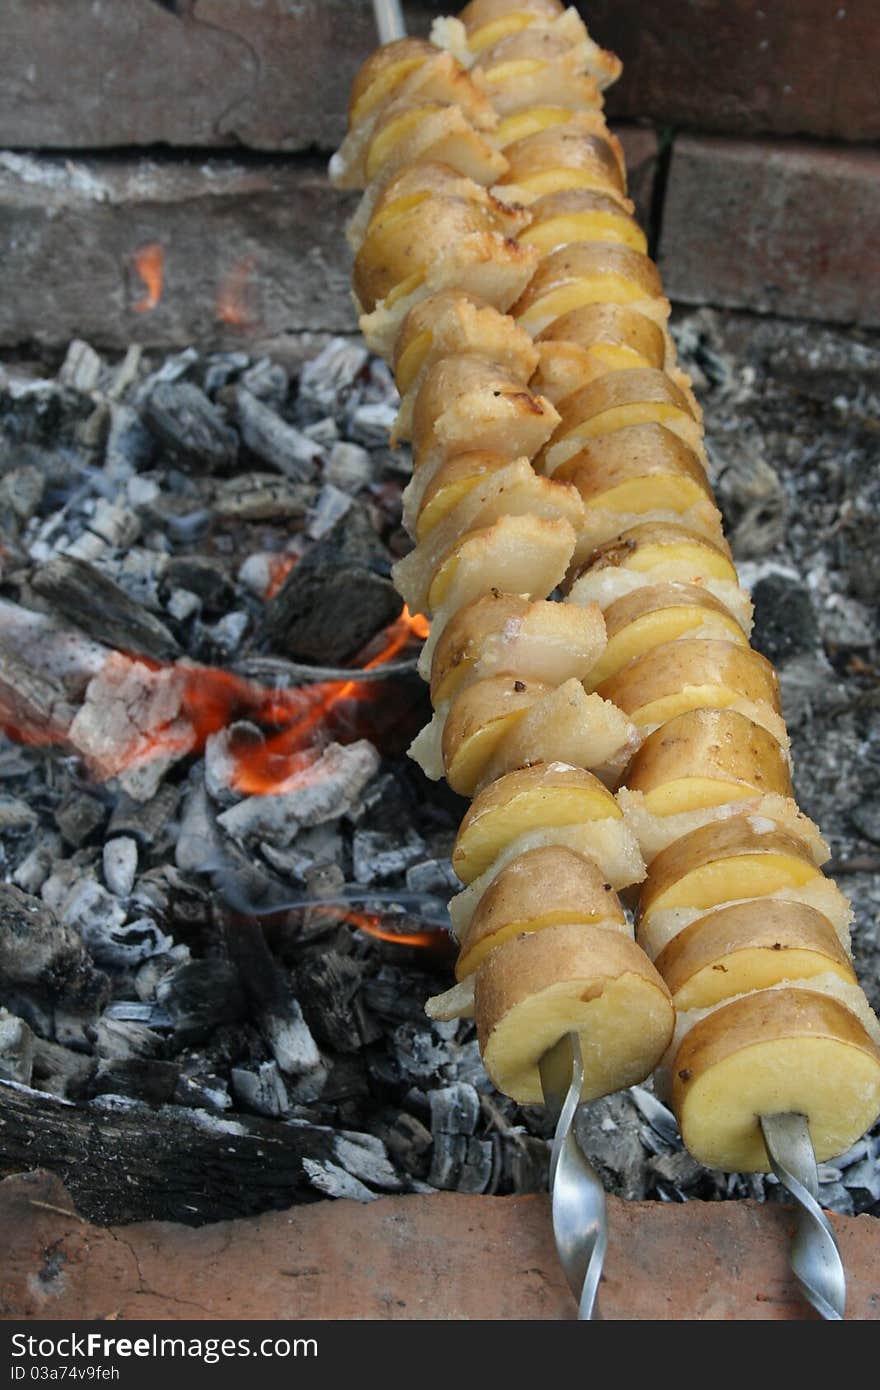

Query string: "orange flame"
[216, 255, 257, 328]
[133, 243, 164, 312]
[343, 910, 442, 950]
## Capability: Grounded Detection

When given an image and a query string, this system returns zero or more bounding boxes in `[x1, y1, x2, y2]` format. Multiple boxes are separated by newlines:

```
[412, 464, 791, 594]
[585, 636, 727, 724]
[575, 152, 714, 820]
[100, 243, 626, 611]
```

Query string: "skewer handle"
[760, 1111, 847, 1320]
[540, 1033, 608, 1320]
[373, 0, 407, 43]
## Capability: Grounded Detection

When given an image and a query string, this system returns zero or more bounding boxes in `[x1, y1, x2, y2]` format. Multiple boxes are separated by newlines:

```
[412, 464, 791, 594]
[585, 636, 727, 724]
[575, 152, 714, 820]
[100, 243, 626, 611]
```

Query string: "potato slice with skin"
[430, 591, 606, 707]
[586, 584, 749, 688]
[347, 38, 436, 127]
[616, 786, 828, 869]
[654, 900, 856, 1010]
[477, 923, 674, 1104]
[624, 707, 793, 813]
[393, 291, 538, 441]
[495, 104, 610, 151]
[597, 638, 786, 748]
[512, 243, 666, 336]
[671, 986, 880, 1171]
[456, 845, 626, 979]
[441, 674, 551, 796]
[363, 101, 507, 186]
[637, 818, 822, 926]
[450, 818, 646, 938]
[415, 452, 512, 540]
[498, 122, 626, 197]
[471, 16, 622, 94]
[534, 305, 666, 401]
[543, 369, 704, 473]
[394, 459, 582, 615]
[416, 513, 577, 679]
[479, 680, 639, 790]
[453, 761, 622, 884]
[519, 187, 646, 254]
[458, 0, 564, 39]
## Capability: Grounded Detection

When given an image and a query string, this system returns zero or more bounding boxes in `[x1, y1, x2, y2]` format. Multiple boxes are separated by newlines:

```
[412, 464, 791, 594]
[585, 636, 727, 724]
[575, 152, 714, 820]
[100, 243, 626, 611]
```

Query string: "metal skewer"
[760, 1112, 847, 1320]
[373, 0, 407, 43]
[539, 1033, 608, 1319]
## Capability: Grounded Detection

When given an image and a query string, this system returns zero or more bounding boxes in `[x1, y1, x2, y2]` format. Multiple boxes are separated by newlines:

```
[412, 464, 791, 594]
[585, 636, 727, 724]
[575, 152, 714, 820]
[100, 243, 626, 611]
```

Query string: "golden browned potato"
[393, 291, 538, 442]
[512, 243, 667, 337]
[494, 104, 610, 150]
[348, 38, 437, 128]
[453, 761, 626, 884]
[415, 451, 513, 539]
[671, 984, 880, 1170]
[555, 422, 708, 501]
[496, 123, 626, 204]
[441, 673, 551, 795]
[534, 307, 666, 402]
[476, 923, 673, 1103]
[543, 369, 704, 474]
[596, 638, 785, 747]
[410, 355, 559, 470]
[456, 844, 626, 978]
[654, 899, 856, 1010]
[458, 0, 563, 38]
[521, 187, 646, 254]
[362, 100, 507, 187]
[587, 584, 749, 688]
[429, 590, 606, 705]
[470, 16, 622, 94]
[623, 707, 792, 814]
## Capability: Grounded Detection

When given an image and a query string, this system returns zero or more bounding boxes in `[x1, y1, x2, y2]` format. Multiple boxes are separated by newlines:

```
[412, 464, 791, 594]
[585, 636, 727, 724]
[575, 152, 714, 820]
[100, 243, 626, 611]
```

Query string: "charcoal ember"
[347, 400, 398, 449]
[240, 359, 288, 410]
[0, 377, 93, 447]
[204, 721, 262, 804]
[94, 1017, 161, 1061]
[0, 1012, 35, 1085]
[0, 464, 44, 523]
[332, 1131, 402, 1192]
[234, 387, 319, 481]
[263, 506, 401, 663]
[108, 783, 180, 847]
[69, 656, 195, 797]
[302, 417, 338, 447]
[53, 790, 107, 847]
[405, 858, 459, 897]
[319, 1055, 370, 1108]
[360, 967, 438, 1026]
[712, 443, 787, 559]
[218, 740, 380, 847]
[499, 1133, 550, 1194]
[58, 339, 103, 392]
[173, 1070, 232, 1113]
[325, 441, 371, 494]
[430, 1082, 480, 1137]
[302, 1159, 376, 1203]
[176, 772, 222, 874]
[428, 1133, 493, 1194]
[144, 381, 238, 473]
[0, 883, 109, 1041]
[647, 1148, 708, 1192]
[134, 949, 189, 1003]
[306, 483, 352, 540]
[0, 796, 38, 836]
[213, 473, 314, 522]
[161, 556, 234, 615]
[103, 837, 138, 898]
[223, 917, 321, 1076]
[298, 338, 368, 414]
[230, 1060, 290, 1118]
[203, 350, 250, 396]
[59, 876, 171, 968]
[104, 402, 156, 479]
[261, 1006, 322, 1077]
[156, 958, 247, 1043]
[12, 837, 63, 895]
[750, 571, 822, 664]
[89, 1057, 181, 1105]
[31, 1036, 95, 1099]
[294, 952, 367, 1054]
[84, 498, 142, 550]
[372, 1110, 433, 1179]
[0, 640, 76, 745]
[32, 556, 180, 662]
[575, 1092, 649, 1202]
[352, 828, 426, 885]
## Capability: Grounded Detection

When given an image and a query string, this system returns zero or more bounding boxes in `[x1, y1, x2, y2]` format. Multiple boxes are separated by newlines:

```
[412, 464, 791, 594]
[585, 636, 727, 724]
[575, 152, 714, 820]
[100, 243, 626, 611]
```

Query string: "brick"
[588, 0, 880, 141]
[3, 1170, 880, 1320]
[659, 136, 880, 325]
[0, 0, 442, 153]
[0, 153, 358, 349]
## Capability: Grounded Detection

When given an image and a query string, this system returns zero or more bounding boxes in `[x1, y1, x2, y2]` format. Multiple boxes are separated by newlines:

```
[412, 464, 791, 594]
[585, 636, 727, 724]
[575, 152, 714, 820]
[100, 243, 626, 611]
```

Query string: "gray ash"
[1, 315, 879, 1226]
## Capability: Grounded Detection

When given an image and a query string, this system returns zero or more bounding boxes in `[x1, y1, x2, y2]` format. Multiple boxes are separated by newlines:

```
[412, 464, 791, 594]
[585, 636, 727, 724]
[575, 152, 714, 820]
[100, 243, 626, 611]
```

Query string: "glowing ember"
[216, 255, 257, 328]
[132, 243, 164, 312]
[264, 553, 299, 600]
[343, 910, 442, 950]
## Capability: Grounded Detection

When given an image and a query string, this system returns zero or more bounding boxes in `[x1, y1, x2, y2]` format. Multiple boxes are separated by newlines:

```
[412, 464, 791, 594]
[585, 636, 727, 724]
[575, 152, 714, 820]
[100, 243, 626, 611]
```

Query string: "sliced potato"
[430, 591, 605, 706]
[637, 819, 822, 925]
[672, 985, 880, 1170]
[623, 707, 792, 813]
[453, 761, 622, 884]
[534, 305, 666, 401]
[494, 104, 610, 150]
[543, 369, 704, 474]
[480, 680, 639, 789]
[456, 845, 626, 979]
[411, 355, 559, 473]
[616, 786, 828, 868]
[442, 674, 551, 796]
[654, 899, 856, 1010]
[415, 451, 512, 539]
[476, 923, 673, 1103]
[512, 243, 666, 336]
[472, 16, 622, 96]
[348, 38, 436, 128]
[496, 124, 626, 204]
[586, 584, 748, 688]
[520, 187, 646, 254]
[596, 638, 785, 747]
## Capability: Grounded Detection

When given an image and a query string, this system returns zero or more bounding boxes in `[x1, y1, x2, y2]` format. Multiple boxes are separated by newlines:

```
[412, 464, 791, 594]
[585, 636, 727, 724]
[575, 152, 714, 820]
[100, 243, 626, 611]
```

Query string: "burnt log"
[143, 381, 239, 473]
[32, 556, 180, 662]
[0, 1080, 359, 1226]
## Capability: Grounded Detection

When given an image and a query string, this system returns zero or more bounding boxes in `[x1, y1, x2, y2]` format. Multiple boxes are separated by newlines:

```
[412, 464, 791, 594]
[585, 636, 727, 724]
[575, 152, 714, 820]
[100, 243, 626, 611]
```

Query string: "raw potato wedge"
[430, 591, 606, 705]
[453, 761, 624, 884]
[456, 845, 627, 979]
[496, 124, 626, 204]
[596, 638, 787, 748]
[393, 291, 538, 441]
[512, 243, 666, 336]
[587, 584, 749, 688]
[624, 707, 792, 813]
[543, 369, 704, 474]
[654, 899, 856, 1010]
[637, 819, 824, 925]
[476, 923, 674, 1104]
[671, 984, 880, 1170]
[519, 188, 646, 254]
